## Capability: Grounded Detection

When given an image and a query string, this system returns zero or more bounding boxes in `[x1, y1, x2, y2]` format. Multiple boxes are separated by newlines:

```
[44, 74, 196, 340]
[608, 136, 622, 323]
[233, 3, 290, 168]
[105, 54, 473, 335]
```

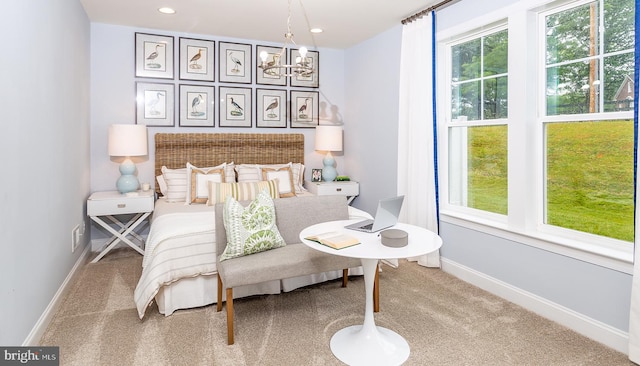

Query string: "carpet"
[39, 249, 631, 365]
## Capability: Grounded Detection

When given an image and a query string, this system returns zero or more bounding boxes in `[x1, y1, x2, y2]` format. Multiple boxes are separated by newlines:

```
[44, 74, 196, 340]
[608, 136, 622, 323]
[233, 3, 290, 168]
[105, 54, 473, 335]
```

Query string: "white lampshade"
[315, 125, 343, 152]
[108, 124, 148, 157]
[108, 124, 148, 194]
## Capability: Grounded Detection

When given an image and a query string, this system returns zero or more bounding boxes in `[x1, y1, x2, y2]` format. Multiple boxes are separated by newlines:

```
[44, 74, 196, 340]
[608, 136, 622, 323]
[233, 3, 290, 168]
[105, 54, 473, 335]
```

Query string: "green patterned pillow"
[220, 190, 285, 261]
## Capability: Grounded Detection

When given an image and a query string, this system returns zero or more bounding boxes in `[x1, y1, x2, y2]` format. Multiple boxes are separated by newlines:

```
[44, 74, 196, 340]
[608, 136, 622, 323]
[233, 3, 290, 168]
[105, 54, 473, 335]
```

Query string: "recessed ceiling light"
[158, 7, 176, 14]
[310, 28, 323, 34]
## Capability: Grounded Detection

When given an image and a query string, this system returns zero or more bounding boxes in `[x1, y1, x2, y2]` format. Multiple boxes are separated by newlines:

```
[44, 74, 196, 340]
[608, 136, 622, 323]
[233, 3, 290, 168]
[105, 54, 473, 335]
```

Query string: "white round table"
[300, 220, 442, 366]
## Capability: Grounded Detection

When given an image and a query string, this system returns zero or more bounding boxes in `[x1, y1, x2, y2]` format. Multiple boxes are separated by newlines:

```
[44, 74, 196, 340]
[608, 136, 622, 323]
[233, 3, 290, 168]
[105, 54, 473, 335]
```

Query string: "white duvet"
[134, 195, 372, 319]
[134, 199, 217, 318]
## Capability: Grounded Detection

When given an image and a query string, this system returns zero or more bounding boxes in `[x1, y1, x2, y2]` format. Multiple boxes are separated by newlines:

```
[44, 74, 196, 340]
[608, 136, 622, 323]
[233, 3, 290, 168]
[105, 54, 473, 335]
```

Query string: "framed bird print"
[219, 86, 252, 127]
[136, 82, 175, 126]
[179, 84, 214, 127]
[256, 88, 287, 128]
[256, 45, 287, 86]
[289, 48, 319, 88]
[135, 33, 174, 79]
[179, 37, 215, 82]
[219, 42, 251, 84]
[290, 90, 319, 128]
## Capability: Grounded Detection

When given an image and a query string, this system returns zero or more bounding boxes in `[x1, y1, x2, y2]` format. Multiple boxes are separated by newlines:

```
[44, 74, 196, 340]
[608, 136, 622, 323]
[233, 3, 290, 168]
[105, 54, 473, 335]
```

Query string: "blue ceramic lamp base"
[322, 152, 338, 182]
[116, 158, 140, 194]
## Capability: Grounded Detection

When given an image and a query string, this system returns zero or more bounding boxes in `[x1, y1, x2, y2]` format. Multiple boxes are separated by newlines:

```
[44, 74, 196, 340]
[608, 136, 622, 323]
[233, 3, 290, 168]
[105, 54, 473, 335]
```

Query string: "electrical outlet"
[72, 225, 80, 253]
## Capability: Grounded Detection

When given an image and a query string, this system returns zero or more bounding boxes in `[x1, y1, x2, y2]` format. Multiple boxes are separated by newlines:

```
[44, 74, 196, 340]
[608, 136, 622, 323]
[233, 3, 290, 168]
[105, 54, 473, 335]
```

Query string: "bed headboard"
[154, 133, 305, 192]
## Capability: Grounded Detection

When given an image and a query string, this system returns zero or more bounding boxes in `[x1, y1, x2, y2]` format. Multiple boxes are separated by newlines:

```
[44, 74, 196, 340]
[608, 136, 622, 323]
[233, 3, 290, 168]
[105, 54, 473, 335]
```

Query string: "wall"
[341, 0, 632, 352]
[344, 26, 403, 215]
[89, 23, 346, 195]
[0, 0, 91, 345]
[434, 0, 632, 352]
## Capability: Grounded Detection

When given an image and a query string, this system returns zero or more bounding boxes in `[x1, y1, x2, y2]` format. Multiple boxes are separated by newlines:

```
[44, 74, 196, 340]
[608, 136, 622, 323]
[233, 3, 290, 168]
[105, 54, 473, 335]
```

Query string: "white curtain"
[397, 12, 440, 268]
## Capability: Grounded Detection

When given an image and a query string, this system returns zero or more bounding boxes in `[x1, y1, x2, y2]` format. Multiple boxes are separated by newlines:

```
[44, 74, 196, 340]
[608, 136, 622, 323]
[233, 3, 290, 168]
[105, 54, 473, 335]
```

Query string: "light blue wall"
[434, 0, 633, 333]
[440, 223, 632, 331]
[344, 26, 403, 215]
[0, 0, 91, 345]
[89, 24, 347, 195]
[4, 0, 632, 348]
[342, 0, 632, 336]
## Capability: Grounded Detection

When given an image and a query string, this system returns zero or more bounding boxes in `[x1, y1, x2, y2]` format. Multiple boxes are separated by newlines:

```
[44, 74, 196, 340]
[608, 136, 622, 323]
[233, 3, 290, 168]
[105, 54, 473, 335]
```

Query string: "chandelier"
[259, 0, 314, 78]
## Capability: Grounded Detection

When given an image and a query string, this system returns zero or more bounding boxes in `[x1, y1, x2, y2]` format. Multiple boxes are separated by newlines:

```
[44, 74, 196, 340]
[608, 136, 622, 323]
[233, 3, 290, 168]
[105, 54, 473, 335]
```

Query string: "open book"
[304, 231, 360, 250]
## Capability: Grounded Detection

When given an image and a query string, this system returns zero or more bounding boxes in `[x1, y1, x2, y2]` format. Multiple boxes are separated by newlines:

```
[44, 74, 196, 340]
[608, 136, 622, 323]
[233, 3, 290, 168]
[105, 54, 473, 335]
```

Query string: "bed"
[134, 133, 368, 318]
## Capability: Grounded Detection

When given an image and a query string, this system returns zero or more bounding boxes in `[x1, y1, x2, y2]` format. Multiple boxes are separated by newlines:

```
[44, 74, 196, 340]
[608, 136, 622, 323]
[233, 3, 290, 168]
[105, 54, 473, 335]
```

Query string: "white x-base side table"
[87, 190, 154, 263]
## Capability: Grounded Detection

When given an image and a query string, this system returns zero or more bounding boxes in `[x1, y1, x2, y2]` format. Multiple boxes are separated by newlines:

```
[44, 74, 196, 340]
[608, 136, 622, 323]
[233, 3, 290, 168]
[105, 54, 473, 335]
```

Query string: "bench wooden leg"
[374, 263, 380, 313]
[216, 275, 223, 312]
[226, 287, 234, 345]
[342, 269, 348, 287]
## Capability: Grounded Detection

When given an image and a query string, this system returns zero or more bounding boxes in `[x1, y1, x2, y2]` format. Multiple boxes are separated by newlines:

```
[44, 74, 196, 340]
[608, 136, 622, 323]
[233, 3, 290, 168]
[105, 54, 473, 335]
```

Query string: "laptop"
[345, 195, 404, 233]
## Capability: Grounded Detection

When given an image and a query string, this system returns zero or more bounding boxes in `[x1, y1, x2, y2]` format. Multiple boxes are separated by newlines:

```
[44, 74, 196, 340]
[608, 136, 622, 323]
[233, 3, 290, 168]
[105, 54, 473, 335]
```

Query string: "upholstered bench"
[215, 195, 379, 345]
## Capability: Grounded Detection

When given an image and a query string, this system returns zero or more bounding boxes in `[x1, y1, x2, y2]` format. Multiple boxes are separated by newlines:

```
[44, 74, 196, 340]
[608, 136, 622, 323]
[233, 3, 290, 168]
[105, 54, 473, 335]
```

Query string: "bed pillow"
[189, 164, 224, 204]
[235, 164, 266, 182]
[223, 162, 236, 183]
[291, 163, 306, 193]
[156, 175, 167, 196]
[261, 167, 296, 197]
[186, 162, 237, 204]
[220, 190, 286, 261]
[236, 162, 305, 193]
[161, 166, 188, 202]
[206, 180, 280, 205]
[236, 163, 290, 182]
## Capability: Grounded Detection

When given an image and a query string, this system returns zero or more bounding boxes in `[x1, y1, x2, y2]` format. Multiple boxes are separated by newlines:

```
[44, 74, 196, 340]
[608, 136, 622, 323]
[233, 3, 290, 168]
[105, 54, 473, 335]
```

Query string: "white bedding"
[134, 193, 371, 319]
[134, 199, 217, 318]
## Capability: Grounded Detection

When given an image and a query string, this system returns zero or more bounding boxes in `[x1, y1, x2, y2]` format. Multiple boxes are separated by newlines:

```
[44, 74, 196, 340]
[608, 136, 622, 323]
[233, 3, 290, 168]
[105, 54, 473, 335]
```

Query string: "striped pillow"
[206, 180, 280, 205]
[161, 166, 188, 202]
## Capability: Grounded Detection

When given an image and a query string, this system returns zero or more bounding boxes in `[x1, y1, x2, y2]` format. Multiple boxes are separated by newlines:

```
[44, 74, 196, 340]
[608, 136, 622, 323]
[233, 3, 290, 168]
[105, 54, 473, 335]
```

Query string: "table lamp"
[108, 124, 148, 194]
[315, 125, 343, 182]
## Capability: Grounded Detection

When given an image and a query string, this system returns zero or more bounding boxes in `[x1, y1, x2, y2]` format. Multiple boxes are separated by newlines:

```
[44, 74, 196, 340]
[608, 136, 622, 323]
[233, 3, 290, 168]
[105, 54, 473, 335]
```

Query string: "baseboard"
[22, 245, 91, 346]
[440, 257, 629, 355]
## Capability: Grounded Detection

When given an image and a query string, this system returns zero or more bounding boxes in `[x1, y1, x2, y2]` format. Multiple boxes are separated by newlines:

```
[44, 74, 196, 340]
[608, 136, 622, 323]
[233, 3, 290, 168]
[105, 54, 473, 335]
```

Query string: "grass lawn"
[467, 120, 634, 242]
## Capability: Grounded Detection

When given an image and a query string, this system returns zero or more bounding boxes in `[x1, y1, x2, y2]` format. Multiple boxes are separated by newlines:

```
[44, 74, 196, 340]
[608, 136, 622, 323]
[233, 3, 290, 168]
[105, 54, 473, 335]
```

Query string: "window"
[543, 0, 635, 242]
[441, 0, 635, 260]
[448, 28, 509, 215]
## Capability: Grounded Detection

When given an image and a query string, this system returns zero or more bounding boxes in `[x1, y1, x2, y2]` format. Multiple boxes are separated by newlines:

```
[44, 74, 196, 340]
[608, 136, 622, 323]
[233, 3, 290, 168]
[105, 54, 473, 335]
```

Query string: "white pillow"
[236, 162, 305, 193]
[291, 163, 306, 193]
[223, 162, 236, 183]
[187, 163, 224, 204]
[235, 164, 267, 182]
[156, 175, 167, 196]
[261, 166, 296, 197]
[161, 166, 188, 202]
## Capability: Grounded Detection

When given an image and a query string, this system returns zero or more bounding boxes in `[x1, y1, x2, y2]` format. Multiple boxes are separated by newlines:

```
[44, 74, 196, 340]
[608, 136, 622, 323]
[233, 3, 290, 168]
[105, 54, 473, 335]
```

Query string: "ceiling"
[80, 0, 437, 49]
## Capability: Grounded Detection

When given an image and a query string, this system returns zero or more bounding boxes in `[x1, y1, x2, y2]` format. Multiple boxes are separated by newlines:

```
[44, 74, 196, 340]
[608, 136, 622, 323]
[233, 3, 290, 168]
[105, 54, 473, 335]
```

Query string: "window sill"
[440, 211, 634, 274]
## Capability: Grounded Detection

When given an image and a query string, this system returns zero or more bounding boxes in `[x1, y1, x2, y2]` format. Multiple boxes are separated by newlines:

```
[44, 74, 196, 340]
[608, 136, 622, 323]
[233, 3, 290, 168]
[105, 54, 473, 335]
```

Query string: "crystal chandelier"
[259, 0, 314, 78]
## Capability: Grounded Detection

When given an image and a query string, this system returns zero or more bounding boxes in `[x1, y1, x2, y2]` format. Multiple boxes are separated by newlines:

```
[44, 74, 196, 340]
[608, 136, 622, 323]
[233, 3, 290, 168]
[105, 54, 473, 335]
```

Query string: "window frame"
[444, 23, 510, 219]
[437, 0, 634, 274]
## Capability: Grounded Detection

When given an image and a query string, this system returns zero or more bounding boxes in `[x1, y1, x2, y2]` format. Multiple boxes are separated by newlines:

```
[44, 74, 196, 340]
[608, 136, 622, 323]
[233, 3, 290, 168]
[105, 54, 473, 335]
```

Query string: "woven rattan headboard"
[154, 133, 305, 193]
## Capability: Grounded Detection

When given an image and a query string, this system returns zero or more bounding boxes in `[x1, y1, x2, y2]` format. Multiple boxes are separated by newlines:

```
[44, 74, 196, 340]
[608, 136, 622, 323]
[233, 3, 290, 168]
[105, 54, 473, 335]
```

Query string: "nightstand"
[305, 180, 359, 205]
[87, 190, 154, 263]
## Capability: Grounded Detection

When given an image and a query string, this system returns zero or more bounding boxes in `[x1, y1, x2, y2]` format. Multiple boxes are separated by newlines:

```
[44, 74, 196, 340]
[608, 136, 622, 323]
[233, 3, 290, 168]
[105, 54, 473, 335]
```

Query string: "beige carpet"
[40, 248, 631, 365]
